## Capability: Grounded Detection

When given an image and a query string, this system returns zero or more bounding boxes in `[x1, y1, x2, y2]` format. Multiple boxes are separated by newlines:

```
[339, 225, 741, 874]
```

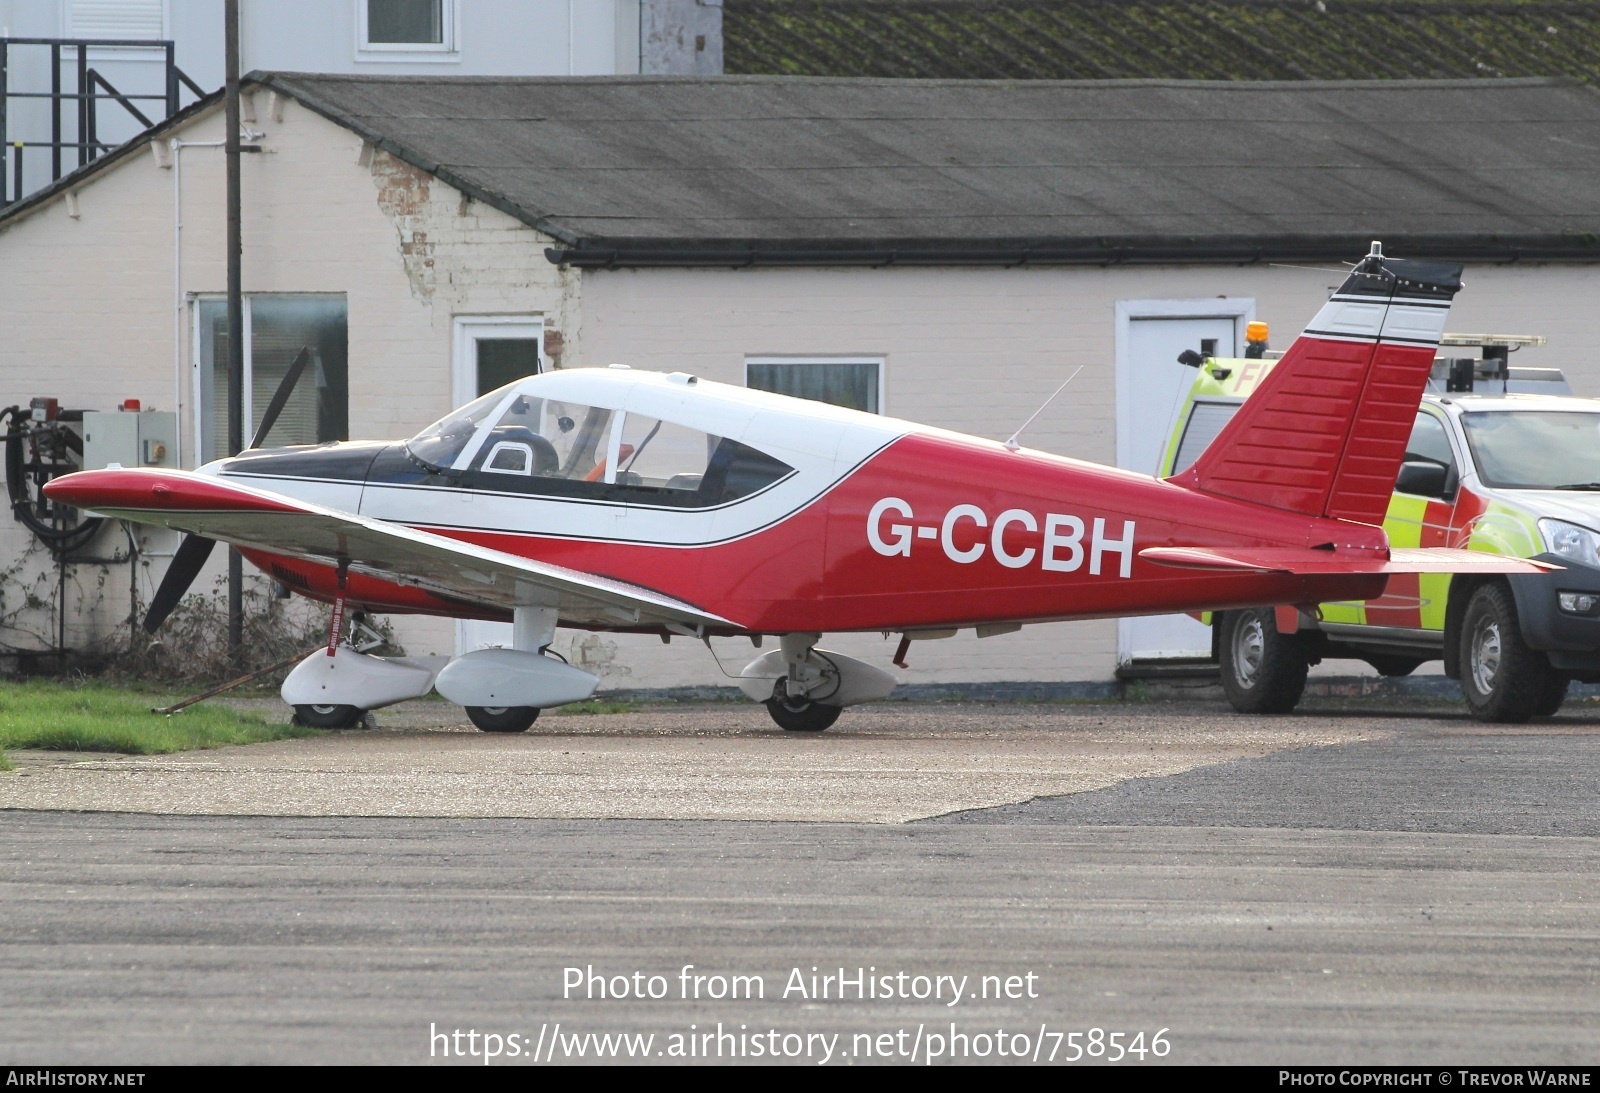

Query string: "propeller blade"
[143, 533, 217, 633]
[248, 346, 313, 450]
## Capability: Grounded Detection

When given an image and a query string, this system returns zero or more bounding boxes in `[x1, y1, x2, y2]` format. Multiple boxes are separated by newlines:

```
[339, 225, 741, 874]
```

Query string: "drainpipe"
[225, 0, 243, 666]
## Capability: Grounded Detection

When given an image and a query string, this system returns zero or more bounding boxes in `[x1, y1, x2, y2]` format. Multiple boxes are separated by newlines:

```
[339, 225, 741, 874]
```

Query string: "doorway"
[1114, 299, 1253, 670]
[452, 317, 544, 405]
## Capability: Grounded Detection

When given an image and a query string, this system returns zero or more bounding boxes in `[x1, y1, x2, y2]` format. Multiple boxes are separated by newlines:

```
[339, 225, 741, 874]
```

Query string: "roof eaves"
[250, 71, 584, 247]
[0, 88, 225, 233]
[545, 233, 1600, 269]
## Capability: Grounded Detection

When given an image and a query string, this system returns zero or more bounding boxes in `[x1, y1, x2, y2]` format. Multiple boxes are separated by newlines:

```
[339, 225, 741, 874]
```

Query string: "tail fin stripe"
[1172, 249, 1462, 527]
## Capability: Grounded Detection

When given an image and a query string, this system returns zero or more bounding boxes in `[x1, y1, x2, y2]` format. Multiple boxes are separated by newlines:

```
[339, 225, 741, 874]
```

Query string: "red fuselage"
[248, 431, 1390, 633]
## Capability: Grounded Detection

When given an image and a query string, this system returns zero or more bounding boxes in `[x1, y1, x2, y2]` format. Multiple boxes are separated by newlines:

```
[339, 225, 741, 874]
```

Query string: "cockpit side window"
[453, 398, 794, 507]
[614, 413, 718, 493]
[468, 396, 616, 482]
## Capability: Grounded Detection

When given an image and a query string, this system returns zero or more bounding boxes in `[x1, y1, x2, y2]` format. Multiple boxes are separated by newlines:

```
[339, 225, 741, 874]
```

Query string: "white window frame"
[743, 355, 887, 415]
[356, 0, 459, 61]
[66, 0, 170, 62]
[451, 315, 545, 408]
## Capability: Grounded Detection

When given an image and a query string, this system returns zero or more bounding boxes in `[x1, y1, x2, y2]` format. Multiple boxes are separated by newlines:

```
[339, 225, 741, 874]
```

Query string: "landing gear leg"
[293, 563, 368, 731]
[764, 632, 842, 732]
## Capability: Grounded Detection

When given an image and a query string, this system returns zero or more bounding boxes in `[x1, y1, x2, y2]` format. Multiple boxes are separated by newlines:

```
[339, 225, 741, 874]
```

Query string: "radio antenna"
[1004, 366, 1083, 452]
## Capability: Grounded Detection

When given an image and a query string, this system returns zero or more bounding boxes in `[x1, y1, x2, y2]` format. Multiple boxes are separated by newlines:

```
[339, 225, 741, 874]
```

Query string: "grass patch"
[0, 680, 315, 764]
[553, 699, 640, 716]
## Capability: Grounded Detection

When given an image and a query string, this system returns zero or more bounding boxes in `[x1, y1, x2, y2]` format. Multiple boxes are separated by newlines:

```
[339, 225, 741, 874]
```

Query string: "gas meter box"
[82, 410, 178, 471]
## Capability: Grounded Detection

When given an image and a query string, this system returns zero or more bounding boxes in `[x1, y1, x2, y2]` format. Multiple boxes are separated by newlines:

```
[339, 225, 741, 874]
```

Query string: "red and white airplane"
[44, 244, 1547, 732]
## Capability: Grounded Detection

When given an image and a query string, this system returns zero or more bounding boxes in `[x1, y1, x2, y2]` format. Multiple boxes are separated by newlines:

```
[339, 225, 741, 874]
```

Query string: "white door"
[452, 317, 544, 654]
[1114, 302, 1251, 666]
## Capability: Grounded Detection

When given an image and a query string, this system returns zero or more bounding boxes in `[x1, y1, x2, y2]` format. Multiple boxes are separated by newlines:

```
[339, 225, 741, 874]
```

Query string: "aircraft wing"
[43, 468, 740, 631]
[1140, 546, 1558, 575]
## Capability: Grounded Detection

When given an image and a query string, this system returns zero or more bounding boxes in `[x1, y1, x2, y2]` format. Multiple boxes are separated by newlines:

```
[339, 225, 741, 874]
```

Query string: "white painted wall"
[0, 87, 579, 663]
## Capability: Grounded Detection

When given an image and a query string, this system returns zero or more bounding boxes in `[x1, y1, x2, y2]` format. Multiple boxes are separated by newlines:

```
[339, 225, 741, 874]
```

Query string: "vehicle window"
[615, 414, 717, 493]
[1462, 411, 1600, 490]
[1405, 413, 1454, 468]
[404, 387, 514, 471]
[544, 400, 616, 482]
[702, 438, 793, 504]
[453, 399, 793, 507]
[1171, 400, 1239, 474]
[604, 416, 794, 507]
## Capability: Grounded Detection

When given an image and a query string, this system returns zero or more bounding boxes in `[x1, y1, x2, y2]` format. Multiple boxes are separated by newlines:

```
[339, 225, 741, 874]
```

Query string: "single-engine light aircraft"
[45, 245, 1551, 732]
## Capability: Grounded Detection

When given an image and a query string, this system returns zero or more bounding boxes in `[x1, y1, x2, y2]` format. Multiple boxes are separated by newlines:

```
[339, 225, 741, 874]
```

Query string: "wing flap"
[1140, 545, 1557, 576]
[44, 468, 739, 630]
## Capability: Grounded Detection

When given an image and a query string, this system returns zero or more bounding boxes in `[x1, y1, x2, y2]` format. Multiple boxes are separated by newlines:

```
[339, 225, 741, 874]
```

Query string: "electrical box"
[81, 410, 179, 471]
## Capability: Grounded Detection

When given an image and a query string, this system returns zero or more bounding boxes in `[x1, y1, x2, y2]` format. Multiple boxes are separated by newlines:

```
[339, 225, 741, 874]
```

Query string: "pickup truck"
[1162, 335, 1600, 722]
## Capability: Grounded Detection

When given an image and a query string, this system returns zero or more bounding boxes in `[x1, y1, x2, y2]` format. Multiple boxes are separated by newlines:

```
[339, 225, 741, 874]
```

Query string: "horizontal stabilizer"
[1140, 546, 1556, 576]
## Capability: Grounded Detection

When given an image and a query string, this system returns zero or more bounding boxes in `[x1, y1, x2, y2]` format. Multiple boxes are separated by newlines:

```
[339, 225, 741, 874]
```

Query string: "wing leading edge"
[43, 467, 740, 631]
[1140, 545, 1557, 576]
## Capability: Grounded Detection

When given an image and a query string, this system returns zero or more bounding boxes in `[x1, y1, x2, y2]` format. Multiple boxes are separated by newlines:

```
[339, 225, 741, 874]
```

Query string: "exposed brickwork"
[371, 154, 436, 301]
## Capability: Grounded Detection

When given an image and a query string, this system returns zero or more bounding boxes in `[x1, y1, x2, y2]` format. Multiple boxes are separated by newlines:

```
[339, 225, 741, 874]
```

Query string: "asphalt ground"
[2, 697, 1598, 1066]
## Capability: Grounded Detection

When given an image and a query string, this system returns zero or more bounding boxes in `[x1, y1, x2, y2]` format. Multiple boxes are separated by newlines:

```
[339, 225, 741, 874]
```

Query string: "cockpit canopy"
[404, 379, 794, 508]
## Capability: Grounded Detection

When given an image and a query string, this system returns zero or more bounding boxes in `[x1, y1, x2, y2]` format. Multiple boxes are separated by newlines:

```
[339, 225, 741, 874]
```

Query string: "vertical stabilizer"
[1168, 244, 1463, 528]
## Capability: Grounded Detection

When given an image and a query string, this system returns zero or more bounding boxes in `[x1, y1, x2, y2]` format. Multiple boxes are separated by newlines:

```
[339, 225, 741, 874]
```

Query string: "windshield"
[404, 387, 518, 471]
[1461, 411, 1600, 489]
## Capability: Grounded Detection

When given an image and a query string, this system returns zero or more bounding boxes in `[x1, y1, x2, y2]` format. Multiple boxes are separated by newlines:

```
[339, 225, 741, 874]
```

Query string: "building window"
[358, 0, 455, 54]
[745, 357, 882, 414]
[195, 295, 349, 464]
[68, 0, 165, 40]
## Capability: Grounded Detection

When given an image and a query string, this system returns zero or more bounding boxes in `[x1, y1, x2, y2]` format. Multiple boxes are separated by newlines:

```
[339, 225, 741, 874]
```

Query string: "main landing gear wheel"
[293, 703, 364, 729]
[1218, 607, 1308, 715]
[1460, 583, 1552, 724]
[764, 678, 842, 733]
[466, 705, 539, 733]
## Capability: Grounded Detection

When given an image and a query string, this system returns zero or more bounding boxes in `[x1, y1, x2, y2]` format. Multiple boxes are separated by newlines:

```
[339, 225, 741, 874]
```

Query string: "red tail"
[1168, 245, 1462, 528]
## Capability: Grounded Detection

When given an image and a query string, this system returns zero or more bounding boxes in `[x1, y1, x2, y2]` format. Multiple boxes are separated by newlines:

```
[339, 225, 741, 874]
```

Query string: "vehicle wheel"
[466, 705, 539, 733]
[1218, 607, 1308, 714]
[1535, 673, 1570, 717]
[1459, 583, 1552, 723]
[764, 679, 842, 732]
[293, 703, 363, 729]
[1365, 655, 1425, 678]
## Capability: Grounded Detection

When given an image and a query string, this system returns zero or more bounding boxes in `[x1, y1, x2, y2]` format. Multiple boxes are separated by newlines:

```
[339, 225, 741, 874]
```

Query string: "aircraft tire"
[293, 703, 364, 729]
[1218, 607, 1308, 715]
[764, 683, 842, 733]
[1460, 584, 1551, 723]
[466, 705, 539, 733]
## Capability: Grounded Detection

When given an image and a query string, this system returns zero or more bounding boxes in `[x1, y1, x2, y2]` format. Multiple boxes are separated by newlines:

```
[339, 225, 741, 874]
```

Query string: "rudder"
[1168, 244, 1462, 528]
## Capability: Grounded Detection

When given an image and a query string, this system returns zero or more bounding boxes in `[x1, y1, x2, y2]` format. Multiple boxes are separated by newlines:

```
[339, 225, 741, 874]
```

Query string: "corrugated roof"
[725, 0, 1600, 83]
[259, 73, 1600, 266]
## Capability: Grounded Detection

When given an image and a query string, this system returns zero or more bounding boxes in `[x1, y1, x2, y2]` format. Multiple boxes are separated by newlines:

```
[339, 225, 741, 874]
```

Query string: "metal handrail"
[1, 37, 206, 207]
